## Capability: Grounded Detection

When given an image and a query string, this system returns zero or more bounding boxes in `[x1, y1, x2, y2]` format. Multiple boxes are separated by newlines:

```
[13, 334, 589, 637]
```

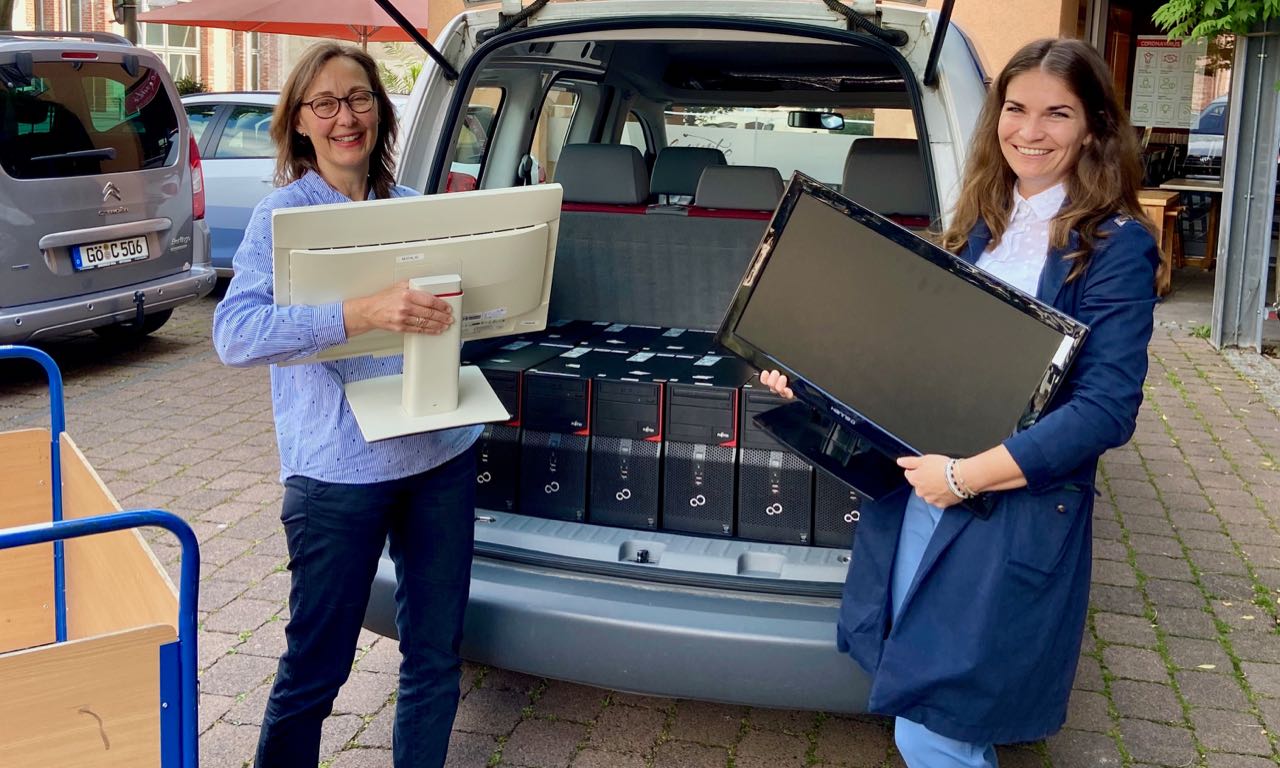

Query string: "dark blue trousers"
[256, 447, 476, 768]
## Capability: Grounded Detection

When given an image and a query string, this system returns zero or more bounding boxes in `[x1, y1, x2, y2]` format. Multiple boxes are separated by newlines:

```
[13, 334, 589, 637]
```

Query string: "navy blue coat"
[836, 215, 1160, 744]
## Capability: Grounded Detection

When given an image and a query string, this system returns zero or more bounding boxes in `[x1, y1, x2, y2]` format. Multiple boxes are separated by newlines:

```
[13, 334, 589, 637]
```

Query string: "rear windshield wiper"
[30, 148, 117, 162]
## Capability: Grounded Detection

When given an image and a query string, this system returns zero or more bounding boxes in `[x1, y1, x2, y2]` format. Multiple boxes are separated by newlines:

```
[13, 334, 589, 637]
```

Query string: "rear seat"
[551, 143, 663, 324]
[550, 144, 767, 330]
[688, 165, 784, 219]
[648, 146, 727, 206]
[556, 143, 649, 213]
[840, 137, 933, 229]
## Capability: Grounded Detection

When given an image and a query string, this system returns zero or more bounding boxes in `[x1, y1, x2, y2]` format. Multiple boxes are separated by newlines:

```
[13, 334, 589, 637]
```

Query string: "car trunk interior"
[450, 25, 932, 592]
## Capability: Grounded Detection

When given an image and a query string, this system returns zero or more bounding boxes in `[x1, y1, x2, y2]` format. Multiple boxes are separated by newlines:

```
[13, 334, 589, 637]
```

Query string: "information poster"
[1129, 36, 1206, 128]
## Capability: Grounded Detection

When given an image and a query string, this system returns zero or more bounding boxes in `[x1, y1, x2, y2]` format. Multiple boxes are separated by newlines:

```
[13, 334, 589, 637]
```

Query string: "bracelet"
[945, 458, 976, 500]
[954, 459, 978, 498]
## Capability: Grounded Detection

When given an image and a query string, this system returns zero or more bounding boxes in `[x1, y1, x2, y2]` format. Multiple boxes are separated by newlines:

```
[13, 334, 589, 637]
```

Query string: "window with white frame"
[65, 0, 83, 31]
[142, 22, 200, 81]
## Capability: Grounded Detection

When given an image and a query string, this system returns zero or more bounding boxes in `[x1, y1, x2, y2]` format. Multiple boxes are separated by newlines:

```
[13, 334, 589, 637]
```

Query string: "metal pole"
[1210, 22, 1280, 350]
[0, 345, 67, 641]
[124, 2, 138, 43]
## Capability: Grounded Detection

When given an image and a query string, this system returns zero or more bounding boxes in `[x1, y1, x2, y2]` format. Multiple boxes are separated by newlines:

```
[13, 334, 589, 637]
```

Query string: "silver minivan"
[365, 0, 986, 713]
[0, 31, 215, 343]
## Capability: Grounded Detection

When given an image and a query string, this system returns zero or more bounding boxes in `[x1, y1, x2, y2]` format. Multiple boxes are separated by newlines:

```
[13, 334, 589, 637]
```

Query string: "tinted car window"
[213, 105, 274, 158]
[0, 62, 181, 180]
[185, 103, 220, 144]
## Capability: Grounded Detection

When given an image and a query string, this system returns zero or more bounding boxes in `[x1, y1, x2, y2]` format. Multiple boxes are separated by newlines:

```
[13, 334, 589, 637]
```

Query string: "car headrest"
[556, 143, 649, 205]
[694, 165, 785, 211]
[650, 146, 727, 197]
[6, 93, 53, 126]
[841, 138, 931, 217]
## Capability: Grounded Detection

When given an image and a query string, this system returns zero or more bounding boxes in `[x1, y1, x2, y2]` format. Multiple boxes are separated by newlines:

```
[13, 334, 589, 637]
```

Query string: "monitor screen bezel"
[714, 172, 1090, 459]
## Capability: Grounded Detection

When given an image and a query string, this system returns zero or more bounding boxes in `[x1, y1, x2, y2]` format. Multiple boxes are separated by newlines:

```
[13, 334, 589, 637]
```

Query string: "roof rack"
[2, 30, 133, 46]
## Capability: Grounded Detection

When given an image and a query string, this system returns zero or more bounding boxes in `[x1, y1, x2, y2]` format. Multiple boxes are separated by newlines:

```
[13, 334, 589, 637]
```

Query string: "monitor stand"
[752, 401, 906, 501]
[343, 274, 511, 442]
[754, 402, 995, 519]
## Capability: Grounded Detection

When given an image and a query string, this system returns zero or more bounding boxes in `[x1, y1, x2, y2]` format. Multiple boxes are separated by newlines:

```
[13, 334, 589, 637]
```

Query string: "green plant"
[1153, 0, 1280, 38]
[377, 43, 425, 95]
[174, 76, 208, 96]
[1191, 323, 1212, 339]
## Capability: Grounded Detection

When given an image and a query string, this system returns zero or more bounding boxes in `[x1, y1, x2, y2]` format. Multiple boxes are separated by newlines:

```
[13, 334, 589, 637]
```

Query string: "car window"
[665, 105, 917, 187]
[530, 84, 581, 183]
[184, 103, 220, 145]
[620, 111, 650, 156]
[446, 87, 503, 192]
[213, 105, 275, 159]
[0, 62, 181, 179]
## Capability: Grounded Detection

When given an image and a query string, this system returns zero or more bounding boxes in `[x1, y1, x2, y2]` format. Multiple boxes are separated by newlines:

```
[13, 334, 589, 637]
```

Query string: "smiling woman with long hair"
[761, 38, 1159, 766]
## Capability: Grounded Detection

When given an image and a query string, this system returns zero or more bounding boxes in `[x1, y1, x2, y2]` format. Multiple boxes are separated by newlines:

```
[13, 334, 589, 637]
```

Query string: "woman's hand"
[342, 280, 455, 338]
[759, 369, 795, 399]
[897, 454, 964, 508]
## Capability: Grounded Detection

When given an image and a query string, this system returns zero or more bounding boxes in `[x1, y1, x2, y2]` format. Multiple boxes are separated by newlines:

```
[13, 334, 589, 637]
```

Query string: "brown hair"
[270, 42, 399, 200]
[939, 38, 1152, 282]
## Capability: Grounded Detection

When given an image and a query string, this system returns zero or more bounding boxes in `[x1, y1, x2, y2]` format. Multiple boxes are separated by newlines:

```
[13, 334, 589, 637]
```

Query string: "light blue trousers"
[890, 494, 999, 768]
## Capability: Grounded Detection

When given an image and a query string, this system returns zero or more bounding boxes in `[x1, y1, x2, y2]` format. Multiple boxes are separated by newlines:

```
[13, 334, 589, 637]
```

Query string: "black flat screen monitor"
[715, 172, 1089, 502]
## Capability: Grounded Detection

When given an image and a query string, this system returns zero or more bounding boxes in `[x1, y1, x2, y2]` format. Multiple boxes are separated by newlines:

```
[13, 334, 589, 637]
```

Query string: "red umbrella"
[137, 0, 429, 48]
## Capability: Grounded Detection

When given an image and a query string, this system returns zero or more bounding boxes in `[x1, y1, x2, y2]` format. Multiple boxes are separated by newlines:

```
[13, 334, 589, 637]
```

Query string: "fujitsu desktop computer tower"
[813, 470, 863, 549]
[467, 319, 608, 361]
[646, 328, 719, 356]
[468, 341, 575, 514]
[737, 382, 814, 545]
[528, 318, 612, 346]
[518, 348, 626, 522]
[588, 322, 668, 352]
[587, 351, 688, 530]
[661, 355, 755, 537]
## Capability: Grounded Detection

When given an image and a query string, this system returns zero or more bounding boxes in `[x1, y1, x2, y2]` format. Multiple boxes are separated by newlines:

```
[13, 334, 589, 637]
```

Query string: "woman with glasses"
[212, 42, 479, 768]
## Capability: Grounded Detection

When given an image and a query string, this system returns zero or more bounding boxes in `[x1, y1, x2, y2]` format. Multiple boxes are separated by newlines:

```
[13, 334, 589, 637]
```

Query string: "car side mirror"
[787, 111, 845, 131]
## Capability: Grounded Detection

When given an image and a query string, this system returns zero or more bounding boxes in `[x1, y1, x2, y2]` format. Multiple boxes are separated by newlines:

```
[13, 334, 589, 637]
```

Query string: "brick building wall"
[261, 35, 283, 90]
[232, 32, 246, 90]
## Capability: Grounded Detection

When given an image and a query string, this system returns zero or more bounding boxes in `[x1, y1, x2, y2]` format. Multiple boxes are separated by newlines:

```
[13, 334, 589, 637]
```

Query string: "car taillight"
[190, 135, 205, 220]
[446, 171, 478, 193]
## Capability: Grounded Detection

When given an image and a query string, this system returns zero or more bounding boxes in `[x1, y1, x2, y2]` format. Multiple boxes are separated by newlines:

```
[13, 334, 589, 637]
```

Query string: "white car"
[182, 92, 410, 275]
[363, 0, 989, 713]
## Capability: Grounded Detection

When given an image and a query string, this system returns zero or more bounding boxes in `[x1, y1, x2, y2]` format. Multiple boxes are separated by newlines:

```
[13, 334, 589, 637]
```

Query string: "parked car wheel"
[92, 309, 173, 340]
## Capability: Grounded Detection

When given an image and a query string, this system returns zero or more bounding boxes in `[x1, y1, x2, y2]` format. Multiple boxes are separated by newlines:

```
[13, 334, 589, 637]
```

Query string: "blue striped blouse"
[211, 171, 480, 484]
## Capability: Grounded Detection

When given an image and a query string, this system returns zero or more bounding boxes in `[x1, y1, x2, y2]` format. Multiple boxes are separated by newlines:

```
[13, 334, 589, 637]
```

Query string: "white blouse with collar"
[974, 182, 1067, 297]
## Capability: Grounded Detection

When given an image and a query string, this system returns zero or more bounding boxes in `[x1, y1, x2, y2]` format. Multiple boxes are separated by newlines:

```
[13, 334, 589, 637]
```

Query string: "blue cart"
[0, 345, 199, 768]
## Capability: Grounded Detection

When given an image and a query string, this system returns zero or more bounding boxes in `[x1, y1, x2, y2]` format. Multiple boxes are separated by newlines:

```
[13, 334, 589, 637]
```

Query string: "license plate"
[72, 236, 149, 271]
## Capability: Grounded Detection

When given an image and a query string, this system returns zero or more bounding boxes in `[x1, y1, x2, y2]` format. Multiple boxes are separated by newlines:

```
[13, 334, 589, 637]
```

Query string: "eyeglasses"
[301, 90, 377, 119]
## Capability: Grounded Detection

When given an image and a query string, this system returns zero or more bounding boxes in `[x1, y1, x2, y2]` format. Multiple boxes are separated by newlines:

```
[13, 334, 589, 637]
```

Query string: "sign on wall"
[1129, 36, 1207, 128]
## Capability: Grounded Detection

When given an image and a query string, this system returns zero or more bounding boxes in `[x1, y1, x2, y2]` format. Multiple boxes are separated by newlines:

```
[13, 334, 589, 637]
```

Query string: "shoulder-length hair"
[939, 38, 1151, 282]
[270, 42, 400, 200]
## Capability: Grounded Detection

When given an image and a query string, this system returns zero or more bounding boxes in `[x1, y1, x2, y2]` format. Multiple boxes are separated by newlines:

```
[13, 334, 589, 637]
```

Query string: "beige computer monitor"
[270, 184, 563, 440]
[273, 183, 563, 363]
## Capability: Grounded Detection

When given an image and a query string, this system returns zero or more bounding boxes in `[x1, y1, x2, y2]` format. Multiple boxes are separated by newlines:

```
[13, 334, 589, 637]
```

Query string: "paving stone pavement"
[3, 274, 1279, 768]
